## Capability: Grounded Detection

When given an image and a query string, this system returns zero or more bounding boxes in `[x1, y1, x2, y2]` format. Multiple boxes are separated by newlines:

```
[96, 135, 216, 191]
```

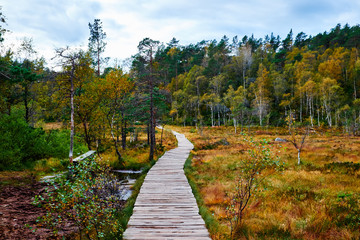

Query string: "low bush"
[329, 192, 360, 230]
[34, 157, 123, 239]
[0, 113, 47, 170]
[324, 162, 360, 175]
[0, 113, 87, 171]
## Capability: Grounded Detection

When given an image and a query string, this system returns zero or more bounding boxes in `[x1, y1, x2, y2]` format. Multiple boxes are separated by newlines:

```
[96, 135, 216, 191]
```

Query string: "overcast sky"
[2, 0, 360, 68]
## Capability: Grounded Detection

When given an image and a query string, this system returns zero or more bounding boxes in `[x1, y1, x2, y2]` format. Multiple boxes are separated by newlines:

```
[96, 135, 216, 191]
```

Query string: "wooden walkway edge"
[123, 130, 211, 240]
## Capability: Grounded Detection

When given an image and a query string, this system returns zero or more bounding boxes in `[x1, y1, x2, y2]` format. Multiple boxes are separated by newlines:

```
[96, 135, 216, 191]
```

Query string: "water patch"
[112, 170, 142, 201]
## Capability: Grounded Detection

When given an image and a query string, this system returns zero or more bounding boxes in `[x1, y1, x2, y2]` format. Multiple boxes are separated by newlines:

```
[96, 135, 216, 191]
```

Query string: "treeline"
[133, 23, 360, 134]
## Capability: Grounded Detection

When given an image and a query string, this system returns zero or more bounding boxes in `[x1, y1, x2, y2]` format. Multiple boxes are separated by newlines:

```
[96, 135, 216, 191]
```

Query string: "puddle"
[40, 169, 142, 201]
[112, 170, 142, 201]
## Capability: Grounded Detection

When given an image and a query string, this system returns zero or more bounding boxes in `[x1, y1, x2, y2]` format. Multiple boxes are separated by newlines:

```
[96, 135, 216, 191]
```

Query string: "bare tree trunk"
[218, 106, 221, 126]
[160, 125, 164, 146]
[97, 43, 100, 76]
[147, 122, 150, 145]
[24, 84, 30, 123]
[300, 92, 303, 123]
[243, 65, 246, 90]
[354, 77, 357, 100]
[233, 118, 237, 134]
[121, 115, 126, 150]
[149, 54, 155, 161]
[110, 112, 122, 162]
[196, 79, 201, 130]
[116, 121, 120, 143]
[211, 105, 214, 127]
[69, 73, 74, 164]
[82, 119, 92, 150]
[309, 96, 314, 127]
[223, 106, 226, 126]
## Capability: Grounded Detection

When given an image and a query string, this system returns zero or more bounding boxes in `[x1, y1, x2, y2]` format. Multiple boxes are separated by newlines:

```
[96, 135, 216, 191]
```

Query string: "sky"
[1, 0, 360, 69]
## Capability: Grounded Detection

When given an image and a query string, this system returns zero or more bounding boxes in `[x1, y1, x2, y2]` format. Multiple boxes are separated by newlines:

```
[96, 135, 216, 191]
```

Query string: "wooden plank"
[123, 130, 210, 240]
[73, 150, 96, 162]
[40, 151, 97, 182]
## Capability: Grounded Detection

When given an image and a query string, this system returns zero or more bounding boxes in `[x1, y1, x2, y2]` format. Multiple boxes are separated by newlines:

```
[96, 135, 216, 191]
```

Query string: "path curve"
[123, 130, 211, 240]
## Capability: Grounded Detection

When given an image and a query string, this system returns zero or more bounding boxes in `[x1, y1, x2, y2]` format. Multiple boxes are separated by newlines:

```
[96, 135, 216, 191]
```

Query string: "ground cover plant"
[173, 125, 360, 240]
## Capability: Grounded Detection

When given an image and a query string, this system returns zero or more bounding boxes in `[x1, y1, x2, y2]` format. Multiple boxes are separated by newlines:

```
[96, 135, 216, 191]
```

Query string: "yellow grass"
[171, 125, 360, 239]
[42, 122, 63, 130]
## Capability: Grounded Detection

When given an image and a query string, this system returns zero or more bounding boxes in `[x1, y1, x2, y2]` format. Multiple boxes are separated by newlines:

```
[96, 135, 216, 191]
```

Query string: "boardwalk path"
[123, 130, 211, 240]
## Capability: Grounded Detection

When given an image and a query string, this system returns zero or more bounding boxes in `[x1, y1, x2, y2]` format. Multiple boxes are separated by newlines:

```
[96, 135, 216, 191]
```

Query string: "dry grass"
[171, 125, 360, 239]
[42, 122, 63, 130]
[101, 127, 177, 170]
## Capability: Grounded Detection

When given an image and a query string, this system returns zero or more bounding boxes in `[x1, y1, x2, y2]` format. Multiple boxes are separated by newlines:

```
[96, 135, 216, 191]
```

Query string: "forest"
[1, 5, 360, 239]
[2, 17, 360, 168]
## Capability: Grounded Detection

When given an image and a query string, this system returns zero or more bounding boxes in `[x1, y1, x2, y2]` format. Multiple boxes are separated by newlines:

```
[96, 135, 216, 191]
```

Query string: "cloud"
[2, 0, 360, 68]
[287, 0, 360, 36]
[3, 0, 101, 45]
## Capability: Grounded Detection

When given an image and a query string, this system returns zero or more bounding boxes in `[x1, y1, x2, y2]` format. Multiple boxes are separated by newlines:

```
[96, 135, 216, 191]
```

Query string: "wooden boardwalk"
[123, 130, 211, 240]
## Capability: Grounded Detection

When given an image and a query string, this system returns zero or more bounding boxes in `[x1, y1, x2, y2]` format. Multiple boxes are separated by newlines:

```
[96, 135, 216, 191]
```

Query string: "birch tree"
[251, 63, 270, 126]
[320, 77, 342, 127]
[225, 85, 246, 133]
[302, 80, 317, 126]
[233, 44, 252, 89]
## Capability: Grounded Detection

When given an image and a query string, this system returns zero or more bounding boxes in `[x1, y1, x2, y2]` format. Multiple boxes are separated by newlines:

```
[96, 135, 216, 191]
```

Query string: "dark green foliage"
[257, 226, 294, 240]
[283, 186, 316, 201]
[0, 112, 87, 170]
[88, 18, 107, 76]
[0, 113, 46, 170]
[310, 24, 360, 49]
[329, 192, 360, 230]
[199, 138, 230, 150]
[44, 129, 88, 159]
[324, 161, 360, 175]
[0, 7, 6, 42]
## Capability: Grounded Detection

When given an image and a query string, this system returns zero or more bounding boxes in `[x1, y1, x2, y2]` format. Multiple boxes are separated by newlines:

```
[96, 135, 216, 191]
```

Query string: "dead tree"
[53, 47, 85, 164]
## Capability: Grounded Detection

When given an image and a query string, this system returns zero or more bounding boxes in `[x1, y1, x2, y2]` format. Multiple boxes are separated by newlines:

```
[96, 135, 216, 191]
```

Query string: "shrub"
[0, 113, 46, 170]
[34, 157, 123, 239]
[329, 192, 360, 230]
[226, 135, 285, 239]
[324, 162, 360, 175]
[0, 113, 87, 170]
[43, 129, 88, 159]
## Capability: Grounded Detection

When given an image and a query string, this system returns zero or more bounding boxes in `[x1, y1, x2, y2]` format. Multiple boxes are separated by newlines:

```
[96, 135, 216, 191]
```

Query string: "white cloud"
[2, 0, 360, 69]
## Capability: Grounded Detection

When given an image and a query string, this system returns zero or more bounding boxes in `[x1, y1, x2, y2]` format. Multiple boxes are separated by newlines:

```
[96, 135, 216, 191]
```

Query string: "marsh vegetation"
[177, 126, 360, 239]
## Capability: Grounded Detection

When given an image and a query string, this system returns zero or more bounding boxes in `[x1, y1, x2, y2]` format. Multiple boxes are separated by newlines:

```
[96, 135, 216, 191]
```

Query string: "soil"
[0, 174, 76, 240]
